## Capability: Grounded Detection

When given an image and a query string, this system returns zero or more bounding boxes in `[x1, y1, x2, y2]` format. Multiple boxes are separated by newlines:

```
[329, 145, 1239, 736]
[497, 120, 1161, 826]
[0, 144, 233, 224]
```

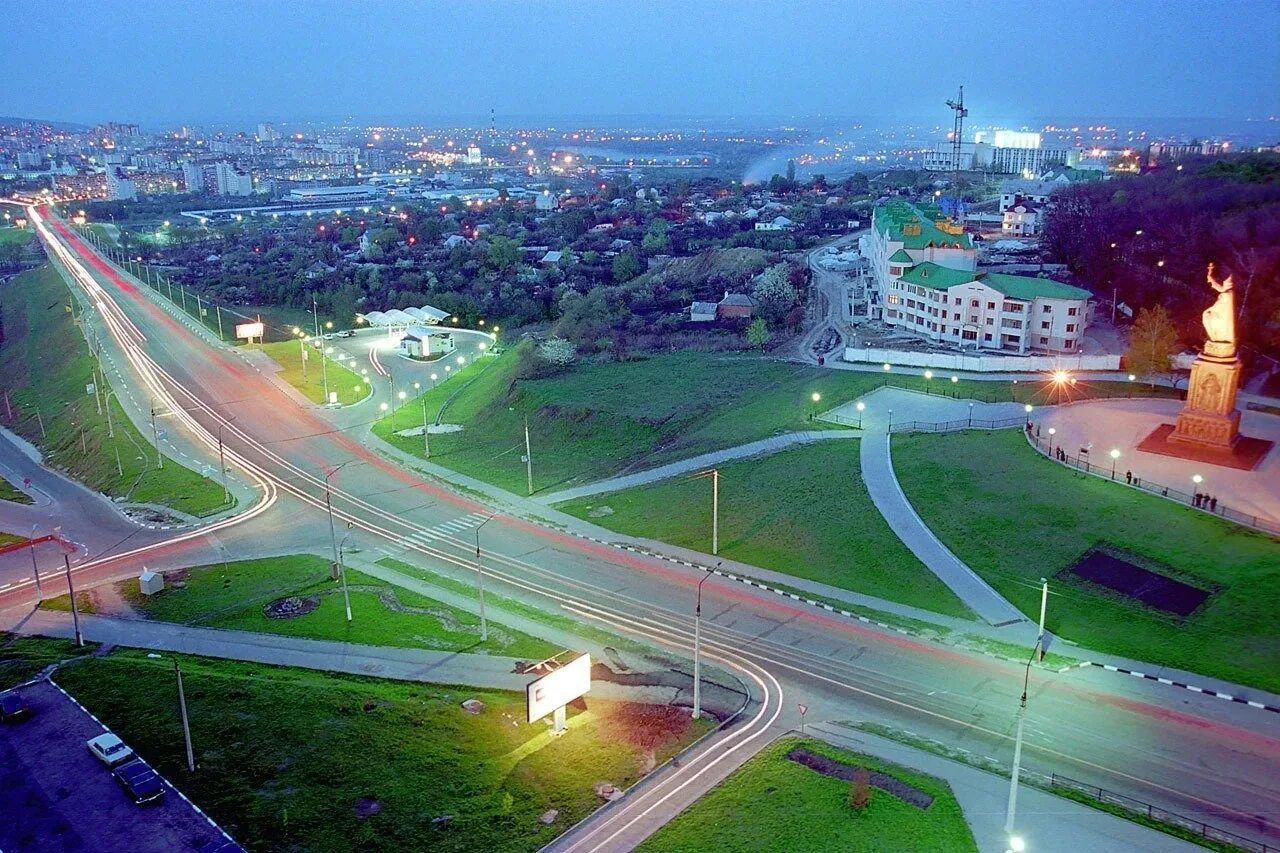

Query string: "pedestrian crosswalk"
[403, 511, 491, 546]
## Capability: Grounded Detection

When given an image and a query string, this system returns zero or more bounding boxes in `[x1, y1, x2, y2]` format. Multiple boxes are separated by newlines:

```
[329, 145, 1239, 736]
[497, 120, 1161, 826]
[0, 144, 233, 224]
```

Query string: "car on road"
[1, 691, 32, 723]
[112, 759, 165, 805]
[87, 733, 135, 767]
[335, 329, 355, 338]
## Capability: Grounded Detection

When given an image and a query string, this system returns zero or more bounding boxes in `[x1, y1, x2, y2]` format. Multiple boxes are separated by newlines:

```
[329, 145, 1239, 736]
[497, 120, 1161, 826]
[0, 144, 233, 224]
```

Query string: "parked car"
[0, 691, 32, 723]
[113, 759, 165, 805]
[335, 329, 355, 338]
[87, 733, 135, 767]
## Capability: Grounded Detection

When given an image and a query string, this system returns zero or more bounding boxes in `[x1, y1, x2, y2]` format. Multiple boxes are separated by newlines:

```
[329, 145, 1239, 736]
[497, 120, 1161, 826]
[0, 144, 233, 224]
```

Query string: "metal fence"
[1025, 428, 1280, 537]
[819, 410, 1027, 432]
[1050, 774, 1275, 853]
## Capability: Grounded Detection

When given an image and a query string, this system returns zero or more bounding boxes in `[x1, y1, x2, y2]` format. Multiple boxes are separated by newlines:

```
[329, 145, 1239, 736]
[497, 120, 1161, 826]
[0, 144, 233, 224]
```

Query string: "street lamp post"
[421, 397, 431, 458]
[1003, 645, 1036, 853]
[324, 461, 354, 582]
[474, 516, 495, 642]
[924, 369, 933, 395]
[1109, 448, 1121, 480]
[337, 527, 354, 622]
[968, 402, 974, 427]
[28, 525, 44, 603]
[63, 553, 83, 646]
[150, 401, 164, 469]
[1047, 427, 1056, 457]
[810, 392, 821, 420]
[855, 400, 865, 429]
[1036, 577, 1048, 662]
[692, 566, 717, 720]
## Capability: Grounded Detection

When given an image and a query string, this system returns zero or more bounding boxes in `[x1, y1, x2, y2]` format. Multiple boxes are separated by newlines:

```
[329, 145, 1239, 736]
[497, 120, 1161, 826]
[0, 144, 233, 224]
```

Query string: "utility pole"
[195, 293, 203, 326]
[312, 296, 321, 338]
[1036, 578, 1048, 663]
[337, 528, 354, 623]
[216, 304, 224, 340]
[36, 410, 46, 439]
[324, 462, 351, 581]
[150, 402, 163, 468]
[28, 533, 44, 603]
[63, 553, 82, 646]
[421, 398, 431, 458]
[1004, 650, 1035, 853]
[524, 416, 533, 496]
[174, 661, 195, 772]
[217, 421, 230, 505]
[105, 391, 115, 437]
[711, 469, 719, 555]
[474, 516, 494, 642]
[180, 287, 188, 314]
[692, 569, 714, 720]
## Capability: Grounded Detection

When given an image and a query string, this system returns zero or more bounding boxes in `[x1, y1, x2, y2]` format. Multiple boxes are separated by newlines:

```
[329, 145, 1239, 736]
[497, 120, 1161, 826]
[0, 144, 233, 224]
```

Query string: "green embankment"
[373, 344, 1176, 495]
[53, 648, 711, 852]
[0, 265, 231, 516]
[257, 340, 371, 405]
[894, 430, 1280, 692]
[557, 441, 972, 618]
[637, 737, 977, 853]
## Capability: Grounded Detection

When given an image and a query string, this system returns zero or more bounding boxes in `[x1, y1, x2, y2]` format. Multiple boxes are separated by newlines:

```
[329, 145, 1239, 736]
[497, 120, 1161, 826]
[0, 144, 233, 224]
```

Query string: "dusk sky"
[6, 0, 1279, 126]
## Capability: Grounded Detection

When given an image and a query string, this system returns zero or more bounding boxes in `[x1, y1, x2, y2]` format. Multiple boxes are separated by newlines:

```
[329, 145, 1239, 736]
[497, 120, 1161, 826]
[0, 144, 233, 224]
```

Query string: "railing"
[1050, 774, 1275, 853]
[1025, 428, 1280, 537]
[888, 414, 1027, 433]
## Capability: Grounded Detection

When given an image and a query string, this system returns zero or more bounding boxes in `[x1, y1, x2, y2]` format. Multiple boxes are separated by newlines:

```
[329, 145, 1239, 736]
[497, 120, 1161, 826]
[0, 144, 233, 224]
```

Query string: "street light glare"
[1053, 370, 1069, 384]
[856, 401, 865, 412]
[811, 392, 821, 402]
[1110, 448, 1121, 459]
[1009, 836, 1026, 853]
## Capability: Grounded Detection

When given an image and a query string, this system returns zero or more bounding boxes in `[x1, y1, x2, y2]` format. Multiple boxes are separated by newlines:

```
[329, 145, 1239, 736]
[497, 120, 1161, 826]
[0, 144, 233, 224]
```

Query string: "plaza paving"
[823, 386, 1032, 431]
[1034, 398, 1280, 524]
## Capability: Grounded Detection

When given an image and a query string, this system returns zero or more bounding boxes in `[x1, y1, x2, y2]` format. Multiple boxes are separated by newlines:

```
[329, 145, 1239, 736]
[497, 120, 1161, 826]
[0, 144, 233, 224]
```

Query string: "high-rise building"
[214, 162, 253, 196]
[257, 123, 280, 143]
[105, 167, 137, 201]
[466, 144, 482, 165]
[182, 161, 205, 194]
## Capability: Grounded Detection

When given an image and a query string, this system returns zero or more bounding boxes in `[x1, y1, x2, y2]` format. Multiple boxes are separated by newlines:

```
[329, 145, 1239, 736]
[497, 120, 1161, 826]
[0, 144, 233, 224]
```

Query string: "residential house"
[716, 292, 755, 320]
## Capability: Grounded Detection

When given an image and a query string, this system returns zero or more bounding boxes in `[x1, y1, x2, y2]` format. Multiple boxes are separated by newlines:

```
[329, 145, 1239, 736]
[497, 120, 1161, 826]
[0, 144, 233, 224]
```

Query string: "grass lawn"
[258, 340, 371, 405]
[0, 532, 28, 547]
[0, 265, 231, 516]
[557, 442, 971, 618]
[95, 554, 561, 660]
[373, 343, 1176, 495]
[893, 430, 1280, 691]
[0, 226, 33, 247]
[55, 648, 713, 852]
[0, 633, 95, 690]
[637, 737, 976, 853]
[0, 476, 33, 504]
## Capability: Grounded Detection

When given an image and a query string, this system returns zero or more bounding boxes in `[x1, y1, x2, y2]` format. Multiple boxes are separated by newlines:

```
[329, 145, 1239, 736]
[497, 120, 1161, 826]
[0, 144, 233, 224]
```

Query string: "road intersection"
[3, 204, 1278, 851]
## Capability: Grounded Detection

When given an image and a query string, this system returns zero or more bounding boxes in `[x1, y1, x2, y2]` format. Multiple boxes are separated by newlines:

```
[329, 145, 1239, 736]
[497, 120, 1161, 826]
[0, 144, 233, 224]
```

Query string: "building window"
[962, 329, 977, 340]
[983, 333, 993, 341]
[985, 318, 994, 326]
[1039, 336, 1049, 345]
[1043, 305, 1053, 313]
[970, 299, 979, 308]
[1041, 321, 1050, 330]
[987, 301, 995, 310]
[953, 313, 960, 320]
[1064, 338, 1074, 348]
[887, 294, 901, 305]
[1066, 323, 1077, 333]
[1002, 302, 1022, 313]
[889, 265, 902, 276]
[1067, 307, 1078, 316]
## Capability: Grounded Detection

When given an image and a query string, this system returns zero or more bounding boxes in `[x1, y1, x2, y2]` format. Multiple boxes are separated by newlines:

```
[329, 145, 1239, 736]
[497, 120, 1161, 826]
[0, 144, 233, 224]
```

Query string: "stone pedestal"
[1169, 342, 1243, 449]
[1138, 340, 1273, 470]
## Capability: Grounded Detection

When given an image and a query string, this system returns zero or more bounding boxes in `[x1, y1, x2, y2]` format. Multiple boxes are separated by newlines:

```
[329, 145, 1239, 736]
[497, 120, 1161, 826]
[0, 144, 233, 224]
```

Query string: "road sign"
[85, 383, 96, 396]
[235, 322, 265, 341]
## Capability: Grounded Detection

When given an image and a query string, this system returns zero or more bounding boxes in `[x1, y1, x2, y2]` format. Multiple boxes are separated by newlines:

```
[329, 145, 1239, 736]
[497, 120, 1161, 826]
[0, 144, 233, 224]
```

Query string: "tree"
[612, 251, 642, 283]
[752, 263, 798, 326]
[1126, 304, 1180, 387]
[487, 236, 519, 272]
[786, 159, 796, 184]
[745, 317, 771, 349]
[642, 218, 670, 253]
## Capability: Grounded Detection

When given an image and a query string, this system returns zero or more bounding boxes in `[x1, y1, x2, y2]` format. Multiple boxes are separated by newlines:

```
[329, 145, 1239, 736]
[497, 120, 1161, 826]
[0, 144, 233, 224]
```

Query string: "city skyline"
[6, 0, 1279, 125]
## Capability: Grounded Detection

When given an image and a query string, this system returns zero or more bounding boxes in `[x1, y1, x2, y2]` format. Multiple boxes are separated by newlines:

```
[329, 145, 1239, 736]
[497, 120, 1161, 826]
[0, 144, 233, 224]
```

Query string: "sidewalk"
[859, 431, 1026, 626]
[807, 723, 1203, 853]
[533, 429, 860, 504]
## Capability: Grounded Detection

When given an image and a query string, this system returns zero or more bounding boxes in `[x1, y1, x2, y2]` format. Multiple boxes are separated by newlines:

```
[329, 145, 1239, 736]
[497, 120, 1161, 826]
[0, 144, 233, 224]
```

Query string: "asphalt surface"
[0, 679, 234, 853]
[5, 206, 1279, 851]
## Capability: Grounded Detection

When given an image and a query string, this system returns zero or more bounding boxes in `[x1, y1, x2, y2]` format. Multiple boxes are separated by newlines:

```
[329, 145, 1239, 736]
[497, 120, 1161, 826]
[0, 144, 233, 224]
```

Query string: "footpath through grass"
[55, 649, 712, 852]
[373, 343, 1174, 495]
[557, 441, 971, 619]
[99, 554, 560, 660]
[257, 340, 371, 406]
[893, 430, 1280, 691]
[0, 476, 33, 504]
[0, 265, 230, 516]
[637, 736, 976, 853]
[0, 633, 95, 690]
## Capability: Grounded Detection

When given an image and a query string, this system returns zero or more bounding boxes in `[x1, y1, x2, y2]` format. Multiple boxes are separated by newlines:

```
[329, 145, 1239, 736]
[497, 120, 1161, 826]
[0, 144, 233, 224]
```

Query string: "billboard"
[526, 653, 591, 723]
[235, 322, 265, 340]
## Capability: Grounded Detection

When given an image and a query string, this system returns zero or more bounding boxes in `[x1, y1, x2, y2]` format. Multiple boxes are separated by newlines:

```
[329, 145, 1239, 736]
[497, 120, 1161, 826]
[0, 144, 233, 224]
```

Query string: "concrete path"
[534, 429, 860, 504]
[808, 723, 1203, 853]
[860, 431, 1025, 626]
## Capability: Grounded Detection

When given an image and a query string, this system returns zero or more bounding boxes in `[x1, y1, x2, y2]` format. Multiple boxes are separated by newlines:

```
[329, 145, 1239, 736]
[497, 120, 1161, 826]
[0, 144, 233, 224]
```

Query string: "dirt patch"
[1062, 548, 1212, 618]
[263, 595, 321, 619]
[786, 747, 934, 810]
[600, 703, 696, 753]
[353, 797, 382, 819]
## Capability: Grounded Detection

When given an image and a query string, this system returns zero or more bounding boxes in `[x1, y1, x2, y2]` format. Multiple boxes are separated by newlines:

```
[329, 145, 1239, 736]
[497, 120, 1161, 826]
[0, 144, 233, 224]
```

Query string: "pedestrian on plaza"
[1125, 470, 1133, 484]
[1210, 496, 1218, 512]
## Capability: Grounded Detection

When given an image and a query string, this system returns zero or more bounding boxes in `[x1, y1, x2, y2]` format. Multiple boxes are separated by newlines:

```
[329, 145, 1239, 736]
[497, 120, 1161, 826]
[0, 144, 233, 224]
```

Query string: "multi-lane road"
[4, 203, 1279, 851]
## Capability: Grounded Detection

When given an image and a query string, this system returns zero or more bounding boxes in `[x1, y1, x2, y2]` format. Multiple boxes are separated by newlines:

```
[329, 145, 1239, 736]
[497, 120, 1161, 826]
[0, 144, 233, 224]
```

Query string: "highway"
[5, 203, 1280, 851]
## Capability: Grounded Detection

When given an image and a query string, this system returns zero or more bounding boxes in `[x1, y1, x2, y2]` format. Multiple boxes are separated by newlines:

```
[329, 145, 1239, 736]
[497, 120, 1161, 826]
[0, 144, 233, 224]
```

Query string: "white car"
[87, 733, 135, 767]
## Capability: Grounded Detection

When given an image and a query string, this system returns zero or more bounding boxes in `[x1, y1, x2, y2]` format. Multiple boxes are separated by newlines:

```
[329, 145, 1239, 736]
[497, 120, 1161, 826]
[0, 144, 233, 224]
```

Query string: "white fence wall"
[844, 346, 1121, 373]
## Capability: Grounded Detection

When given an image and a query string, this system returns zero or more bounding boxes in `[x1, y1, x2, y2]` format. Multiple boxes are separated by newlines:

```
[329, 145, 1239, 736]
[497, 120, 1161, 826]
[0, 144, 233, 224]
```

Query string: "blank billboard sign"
[526, 653, 591, 723]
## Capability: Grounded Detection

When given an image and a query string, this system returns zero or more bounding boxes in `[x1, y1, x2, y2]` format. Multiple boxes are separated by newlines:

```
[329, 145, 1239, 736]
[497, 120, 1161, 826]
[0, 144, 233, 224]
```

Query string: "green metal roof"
[874, 201, 973, 251]
[978, 273, 1092, 301]
[888, 249, 913, 264]
[898, 262, 975, 289]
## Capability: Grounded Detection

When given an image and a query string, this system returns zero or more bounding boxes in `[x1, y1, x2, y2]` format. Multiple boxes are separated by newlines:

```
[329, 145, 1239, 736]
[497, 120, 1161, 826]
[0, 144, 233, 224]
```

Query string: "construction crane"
[945, 86, 968, 217]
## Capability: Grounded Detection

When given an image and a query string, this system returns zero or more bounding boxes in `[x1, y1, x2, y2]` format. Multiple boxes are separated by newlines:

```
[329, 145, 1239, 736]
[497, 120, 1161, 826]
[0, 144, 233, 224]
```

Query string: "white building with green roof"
[862, 201, 1093, 353]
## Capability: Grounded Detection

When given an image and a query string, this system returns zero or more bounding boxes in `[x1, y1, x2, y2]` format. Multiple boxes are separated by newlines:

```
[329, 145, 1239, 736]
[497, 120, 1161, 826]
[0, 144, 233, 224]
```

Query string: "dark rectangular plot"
[1067, 549, 1210, 617]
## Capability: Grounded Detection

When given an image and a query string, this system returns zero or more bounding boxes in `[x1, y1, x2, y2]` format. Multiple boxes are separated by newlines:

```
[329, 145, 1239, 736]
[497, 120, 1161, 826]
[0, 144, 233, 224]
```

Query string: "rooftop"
[874, 201, 972, 251]
[897, 263, 1092, 301]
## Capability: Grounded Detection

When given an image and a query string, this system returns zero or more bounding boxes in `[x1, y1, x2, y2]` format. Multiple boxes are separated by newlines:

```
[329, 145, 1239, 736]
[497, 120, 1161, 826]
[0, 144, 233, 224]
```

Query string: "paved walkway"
[807, 723, 1203, 853]
[860, 428, 1026, 627]
[534, 430, 860, 504]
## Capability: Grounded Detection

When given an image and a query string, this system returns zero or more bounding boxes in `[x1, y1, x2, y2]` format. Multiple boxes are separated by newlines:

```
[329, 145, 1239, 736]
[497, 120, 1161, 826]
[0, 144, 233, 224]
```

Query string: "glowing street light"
[1109, 448, 1121, 479]
[1047, 427, 1057, 456]
[855, 400, 865, 429]
[882, 362, 891, 371]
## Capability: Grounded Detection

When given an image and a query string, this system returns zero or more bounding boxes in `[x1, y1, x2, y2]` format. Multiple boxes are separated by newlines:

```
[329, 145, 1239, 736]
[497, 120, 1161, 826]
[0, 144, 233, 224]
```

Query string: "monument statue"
[1140, 262, 1272, 470]
[1200, 263, 1235, 346]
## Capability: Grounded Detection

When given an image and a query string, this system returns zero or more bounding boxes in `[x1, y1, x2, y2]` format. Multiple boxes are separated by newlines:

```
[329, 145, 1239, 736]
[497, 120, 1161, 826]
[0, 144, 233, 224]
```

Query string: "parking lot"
[0, 678, 237, 852]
